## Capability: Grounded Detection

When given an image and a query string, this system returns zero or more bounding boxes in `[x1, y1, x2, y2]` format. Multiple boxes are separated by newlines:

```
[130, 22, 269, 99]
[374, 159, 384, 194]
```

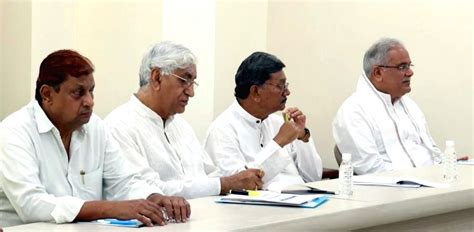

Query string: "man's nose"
[83, 91, 94, 107]
[405, 67, 414, 77]
[185, 84, 195, 97]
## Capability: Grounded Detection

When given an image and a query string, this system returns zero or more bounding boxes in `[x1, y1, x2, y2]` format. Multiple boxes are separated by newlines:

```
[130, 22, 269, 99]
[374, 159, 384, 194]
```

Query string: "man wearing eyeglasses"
[204, 52, 323, 191]
[332, 38, 444, 175]
[105, 41, 263, 199]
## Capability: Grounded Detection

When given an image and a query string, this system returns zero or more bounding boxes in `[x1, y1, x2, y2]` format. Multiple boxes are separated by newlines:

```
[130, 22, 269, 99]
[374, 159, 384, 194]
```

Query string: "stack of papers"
[216, 191, 328, 208]
[353, 176, 449, 188]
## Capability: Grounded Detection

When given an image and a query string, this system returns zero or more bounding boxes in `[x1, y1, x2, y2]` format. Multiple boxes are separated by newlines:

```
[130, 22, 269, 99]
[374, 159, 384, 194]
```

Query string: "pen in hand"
[244, 165, 263, 191]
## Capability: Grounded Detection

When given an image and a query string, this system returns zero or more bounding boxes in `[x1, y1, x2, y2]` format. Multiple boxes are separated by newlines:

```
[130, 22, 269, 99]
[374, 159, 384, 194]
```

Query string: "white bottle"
[443, 140, 457, 182]
[338, 153, 353, 198]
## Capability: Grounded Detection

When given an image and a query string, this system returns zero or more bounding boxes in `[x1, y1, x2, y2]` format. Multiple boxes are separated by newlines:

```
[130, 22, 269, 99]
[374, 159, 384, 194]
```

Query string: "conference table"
[4, 164, 474, 231]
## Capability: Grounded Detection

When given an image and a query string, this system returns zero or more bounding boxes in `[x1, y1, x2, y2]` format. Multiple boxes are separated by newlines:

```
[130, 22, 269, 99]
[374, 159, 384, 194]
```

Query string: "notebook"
[216, 191, 329, 208]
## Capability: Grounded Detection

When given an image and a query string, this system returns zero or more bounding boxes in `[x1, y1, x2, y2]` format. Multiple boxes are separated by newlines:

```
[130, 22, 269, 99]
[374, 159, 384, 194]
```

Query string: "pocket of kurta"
[70, 168, 103, 200]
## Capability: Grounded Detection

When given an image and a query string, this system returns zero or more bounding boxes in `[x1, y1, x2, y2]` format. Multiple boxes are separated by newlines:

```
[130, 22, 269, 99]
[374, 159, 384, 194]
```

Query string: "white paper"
[353, 175, 449, 188]
[222, 191, 316, 205]
[457, 159, 474, 165]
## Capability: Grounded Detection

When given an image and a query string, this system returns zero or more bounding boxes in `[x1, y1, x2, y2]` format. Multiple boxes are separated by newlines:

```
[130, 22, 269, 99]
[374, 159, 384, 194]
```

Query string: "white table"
[4, 165, 474, 231]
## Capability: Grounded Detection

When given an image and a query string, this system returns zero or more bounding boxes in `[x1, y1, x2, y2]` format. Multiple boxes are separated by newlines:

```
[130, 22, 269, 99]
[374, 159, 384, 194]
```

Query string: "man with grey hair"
[105, 41, 263, 199]
[332, 38, 443, 174]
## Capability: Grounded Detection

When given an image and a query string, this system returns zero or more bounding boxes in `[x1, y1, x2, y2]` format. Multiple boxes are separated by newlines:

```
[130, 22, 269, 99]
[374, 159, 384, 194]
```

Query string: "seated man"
[332, 38, 443, 174]
[204, 52, 323, 191]
[105, 41, 263, 199]
[0, 50, 189, 228]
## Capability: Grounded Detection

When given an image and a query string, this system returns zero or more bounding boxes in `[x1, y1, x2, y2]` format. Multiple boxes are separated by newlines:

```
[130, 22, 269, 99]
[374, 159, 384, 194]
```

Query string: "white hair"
[363, 38, 405, 77]
[139, 41, 196, 87]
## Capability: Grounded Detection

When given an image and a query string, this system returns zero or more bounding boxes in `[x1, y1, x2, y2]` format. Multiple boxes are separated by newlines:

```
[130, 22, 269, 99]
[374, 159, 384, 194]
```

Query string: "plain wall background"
[1, 0, 472, 169]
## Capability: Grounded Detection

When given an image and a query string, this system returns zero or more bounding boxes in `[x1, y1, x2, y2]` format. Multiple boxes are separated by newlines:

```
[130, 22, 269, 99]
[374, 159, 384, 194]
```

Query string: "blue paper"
[95, 219, 143, 228]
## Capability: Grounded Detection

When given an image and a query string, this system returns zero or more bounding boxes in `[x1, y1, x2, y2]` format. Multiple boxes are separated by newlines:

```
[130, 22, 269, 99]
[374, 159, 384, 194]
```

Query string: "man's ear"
[371, 65, 383, 82]
[150, 69, 162, 90]
[39, 85, 54, 105]
[249, 85, 261, 103]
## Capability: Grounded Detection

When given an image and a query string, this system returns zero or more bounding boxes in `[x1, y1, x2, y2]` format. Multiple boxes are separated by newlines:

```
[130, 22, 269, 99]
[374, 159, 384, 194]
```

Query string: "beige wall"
[0, 0, 472, 169]
[1, 0, 32, 118]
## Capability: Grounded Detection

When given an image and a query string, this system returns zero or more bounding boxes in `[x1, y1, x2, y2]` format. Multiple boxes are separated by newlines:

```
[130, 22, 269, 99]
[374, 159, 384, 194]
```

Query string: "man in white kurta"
[105, 42, 263, 199]
[204, 52, 323, 191]
[333, 38, 442, 175]
[106, 95, 223, 198]
[0, 50, 189, 228]
[0, 101, 162, 227]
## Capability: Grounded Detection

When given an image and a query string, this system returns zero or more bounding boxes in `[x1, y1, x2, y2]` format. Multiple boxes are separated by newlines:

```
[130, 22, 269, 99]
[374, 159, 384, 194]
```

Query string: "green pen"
[283, 112, 289, 122]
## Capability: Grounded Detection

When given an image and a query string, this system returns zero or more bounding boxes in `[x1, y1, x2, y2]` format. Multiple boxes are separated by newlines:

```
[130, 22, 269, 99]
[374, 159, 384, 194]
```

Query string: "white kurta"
[105, 95, 221, 199]
[0, 100, 162, 227]
[204, 101, 322, 190]
[333, 73, 442, 174]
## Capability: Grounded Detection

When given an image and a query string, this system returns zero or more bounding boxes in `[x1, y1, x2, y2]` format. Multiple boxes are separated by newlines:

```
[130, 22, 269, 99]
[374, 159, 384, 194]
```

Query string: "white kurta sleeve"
[333, 103, 393, 174]
[107, 126, 219, 199]
[0, 127, 85, 224]
[292, 137, 323, 181]
[204, 126, 280, 176]
[102, 130, 163, 201]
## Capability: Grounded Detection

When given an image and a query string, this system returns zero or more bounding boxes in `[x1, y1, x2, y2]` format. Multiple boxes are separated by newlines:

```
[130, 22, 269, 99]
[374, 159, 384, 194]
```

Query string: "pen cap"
[342, 153, 351, 161]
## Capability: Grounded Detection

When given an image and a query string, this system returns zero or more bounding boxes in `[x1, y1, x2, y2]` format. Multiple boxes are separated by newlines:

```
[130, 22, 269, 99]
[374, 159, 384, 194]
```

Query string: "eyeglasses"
[378, 63, 414, 72]
[265, 82, 289, 92]
[170, 73, 199, 88]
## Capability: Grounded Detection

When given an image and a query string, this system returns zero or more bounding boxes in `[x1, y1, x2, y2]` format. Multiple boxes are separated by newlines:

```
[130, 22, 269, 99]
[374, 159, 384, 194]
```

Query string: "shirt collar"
[130, 94, 175, 127]
[33, 100, 55, 133]
[33, 100, 86, 135]
[230, 100, 265, 126]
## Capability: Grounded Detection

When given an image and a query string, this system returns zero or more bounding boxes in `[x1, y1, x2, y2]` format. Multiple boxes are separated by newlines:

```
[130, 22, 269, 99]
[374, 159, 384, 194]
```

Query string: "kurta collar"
[130, 94, 175, 127]
[230, 100, 265, 127]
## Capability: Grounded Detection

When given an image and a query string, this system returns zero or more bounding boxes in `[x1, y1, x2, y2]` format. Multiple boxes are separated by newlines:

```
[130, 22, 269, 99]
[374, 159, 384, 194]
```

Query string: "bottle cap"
[445, 140, 455, 147]
[342, 153, 351, 161]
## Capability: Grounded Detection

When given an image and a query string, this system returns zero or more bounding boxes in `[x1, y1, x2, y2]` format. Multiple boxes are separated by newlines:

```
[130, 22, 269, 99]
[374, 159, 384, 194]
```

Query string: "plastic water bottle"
[338, 153, 353, 198]
[443, 140, 457, 182]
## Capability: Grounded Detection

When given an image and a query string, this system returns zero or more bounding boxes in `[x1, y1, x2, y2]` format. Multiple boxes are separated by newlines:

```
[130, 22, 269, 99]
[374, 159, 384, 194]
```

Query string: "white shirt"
[0, 100, 162, 227]
[204, 101, 323, 190]
[105, 95, 221, 199]
[333, 74, 442, 174]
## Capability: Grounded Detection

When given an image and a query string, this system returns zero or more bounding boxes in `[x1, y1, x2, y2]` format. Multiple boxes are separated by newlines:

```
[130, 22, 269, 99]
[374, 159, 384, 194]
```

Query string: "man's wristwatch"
[298, 127, 310, 143]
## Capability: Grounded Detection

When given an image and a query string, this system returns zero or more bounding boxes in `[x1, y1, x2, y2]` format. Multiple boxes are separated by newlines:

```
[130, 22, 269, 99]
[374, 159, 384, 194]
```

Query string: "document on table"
[458, 159, 474, 165]
[216, 191, 329, 208]
[353, 175, 449, 188]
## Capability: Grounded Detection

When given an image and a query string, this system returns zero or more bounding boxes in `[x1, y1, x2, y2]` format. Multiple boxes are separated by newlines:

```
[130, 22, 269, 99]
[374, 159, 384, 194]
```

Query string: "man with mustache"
[105, 41, 263, 199]
[204, 52, 323, 191]
[333, 38, 444, 174]
[0, 50, 189, 228]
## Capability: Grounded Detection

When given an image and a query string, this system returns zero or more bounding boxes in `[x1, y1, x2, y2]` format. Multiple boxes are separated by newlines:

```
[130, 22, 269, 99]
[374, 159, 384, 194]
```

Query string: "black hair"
[234, 52, 285, 99]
